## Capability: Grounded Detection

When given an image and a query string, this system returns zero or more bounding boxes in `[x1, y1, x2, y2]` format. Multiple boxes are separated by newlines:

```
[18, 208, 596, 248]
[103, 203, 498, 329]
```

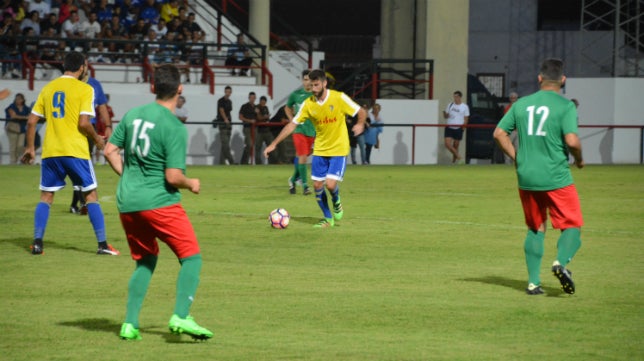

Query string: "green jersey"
[287, 88, 315, 137]
[497, 90, 578, 191]
[110, 102, 187, 213]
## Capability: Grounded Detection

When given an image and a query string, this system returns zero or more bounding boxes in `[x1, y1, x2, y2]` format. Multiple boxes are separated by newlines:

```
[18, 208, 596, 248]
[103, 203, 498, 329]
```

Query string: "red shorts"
[292, 133, 314, 156]
[119, 203, 200, 260]
[519, 184, 583, 230]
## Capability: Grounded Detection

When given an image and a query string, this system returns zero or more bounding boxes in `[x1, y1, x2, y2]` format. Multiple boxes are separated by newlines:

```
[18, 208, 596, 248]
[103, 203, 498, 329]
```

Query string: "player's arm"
[351, 107, 367, 136]
[79, 114, 105, 150]
[97, 104, 113, 139]
[165, 168, 200, 194]
[284, 105, 295, 121]
[21, 113, 42, 164]
[565, 133, 584, 169]
[264, 121, 298, 158]
[103, 142, 123, 176]
[493, 127, 516, 162]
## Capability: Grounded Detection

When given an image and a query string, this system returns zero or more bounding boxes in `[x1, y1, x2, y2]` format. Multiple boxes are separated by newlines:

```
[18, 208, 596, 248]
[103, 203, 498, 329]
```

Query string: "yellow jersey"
[293, 90, 360, 156]
[31, 75, 96, 159]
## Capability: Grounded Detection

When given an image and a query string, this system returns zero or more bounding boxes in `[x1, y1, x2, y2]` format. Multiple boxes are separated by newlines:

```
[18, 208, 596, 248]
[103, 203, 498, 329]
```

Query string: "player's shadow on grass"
[3, 237, 95, 255]
[58, 319, 205, 343]
[461, 275, 562, 296]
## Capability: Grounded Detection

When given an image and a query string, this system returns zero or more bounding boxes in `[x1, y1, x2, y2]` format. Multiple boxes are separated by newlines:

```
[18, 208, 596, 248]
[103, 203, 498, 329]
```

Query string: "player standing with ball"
[264, 69, 367, 228]
[494, 58, 584, 295]
[104, 64, 213, 340]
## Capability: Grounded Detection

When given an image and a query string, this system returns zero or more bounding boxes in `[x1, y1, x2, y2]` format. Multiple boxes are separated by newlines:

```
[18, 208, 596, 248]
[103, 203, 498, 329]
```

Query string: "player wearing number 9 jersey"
[22, 51, 118, 256]
[494, 58, 584, 296]
[104, 64, 213, 341]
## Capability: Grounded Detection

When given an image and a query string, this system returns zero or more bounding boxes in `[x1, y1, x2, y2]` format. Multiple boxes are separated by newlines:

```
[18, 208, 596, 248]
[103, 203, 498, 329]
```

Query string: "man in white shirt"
[28, 0, 51, 20]
[175, 95, 188, 122]
[442, 90, 470, 163]
[82, 11, 102, 39]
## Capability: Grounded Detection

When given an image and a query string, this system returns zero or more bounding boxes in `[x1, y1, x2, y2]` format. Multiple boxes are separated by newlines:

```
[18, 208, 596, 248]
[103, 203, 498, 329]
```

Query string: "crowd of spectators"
[0, 0, 207, 80]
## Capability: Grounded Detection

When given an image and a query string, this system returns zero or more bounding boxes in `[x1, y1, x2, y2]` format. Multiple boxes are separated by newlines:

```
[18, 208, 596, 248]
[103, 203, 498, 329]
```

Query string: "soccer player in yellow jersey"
[265, 69, 366, 227]
[22, 51, 119, 256]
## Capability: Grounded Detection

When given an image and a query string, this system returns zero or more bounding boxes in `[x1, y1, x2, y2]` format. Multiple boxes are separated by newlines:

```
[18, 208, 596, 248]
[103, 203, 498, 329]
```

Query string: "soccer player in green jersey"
[494, 58, 584, 295]
[265, 69, 366, 228]
[104, 64, 213, 340]
[285, 69, 315, 195]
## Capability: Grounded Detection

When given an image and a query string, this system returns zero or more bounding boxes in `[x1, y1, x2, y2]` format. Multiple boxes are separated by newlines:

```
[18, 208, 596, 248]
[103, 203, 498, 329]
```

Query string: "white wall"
[564, 78, 644, 164]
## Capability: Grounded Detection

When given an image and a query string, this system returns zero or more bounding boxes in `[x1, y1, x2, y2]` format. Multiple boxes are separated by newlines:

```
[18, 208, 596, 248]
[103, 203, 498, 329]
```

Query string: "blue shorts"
[40, 157, 97, 192]
[311, 155, 346, 182]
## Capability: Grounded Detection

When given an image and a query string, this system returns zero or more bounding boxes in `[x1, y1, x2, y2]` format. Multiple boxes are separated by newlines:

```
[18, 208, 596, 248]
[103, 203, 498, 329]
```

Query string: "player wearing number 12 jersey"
[104, 64, 212, 341]
[21, 51, 118, 256]
[494, 58, 584, 296]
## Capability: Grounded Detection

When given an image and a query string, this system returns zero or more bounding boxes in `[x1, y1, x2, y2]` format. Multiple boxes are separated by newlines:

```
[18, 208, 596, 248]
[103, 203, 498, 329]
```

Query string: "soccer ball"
[269, 208, 290, 229]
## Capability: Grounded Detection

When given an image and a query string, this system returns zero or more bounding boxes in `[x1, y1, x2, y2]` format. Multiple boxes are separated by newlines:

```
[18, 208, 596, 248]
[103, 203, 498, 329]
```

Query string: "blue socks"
[34, 202, 50, 240]
[315, 188, 332, 219]
[87, 202, 106, 242]
[330, 185, 340, 205]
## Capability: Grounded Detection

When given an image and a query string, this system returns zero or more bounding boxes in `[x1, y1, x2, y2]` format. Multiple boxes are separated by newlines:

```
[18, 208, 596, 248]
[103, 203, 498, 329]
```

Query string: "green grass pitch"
[0, 164, 642, 361]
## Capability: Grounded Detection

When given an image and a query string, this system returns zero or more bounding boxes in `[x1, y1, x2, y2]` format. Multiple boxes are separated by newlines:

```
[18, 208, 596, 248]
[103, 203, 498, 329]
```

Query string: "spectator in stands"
[177, 5, 187, 22]
[14, 0, 28, 22]
[57, 0, 77, 24]
[139, 0, 159, 24]
[20, 10, 41, 34]
[61, 10, 84, 49]
[160, 0, 178, 23]
[82, 11, 101, 39]
[0, 14, 21, 78]
[183, 12, 204, 37]
[238, 91, 258, 164]
[27, 0, 50, 20]
[151, 18, 167, 39]
[144, 28, 160, 62]
[38, 27, 63, 74]
[129, 17, 149, 40]
[225, 33, 253, 76]
[22, 26, 39, 59]
[166, 15, 181, 34]
[157, 30, 180, 63]
[94, 0, 113, 23]
[88, 41, 112, 63]
[40, 12, 60, 34]
[4, 92, 30, 164]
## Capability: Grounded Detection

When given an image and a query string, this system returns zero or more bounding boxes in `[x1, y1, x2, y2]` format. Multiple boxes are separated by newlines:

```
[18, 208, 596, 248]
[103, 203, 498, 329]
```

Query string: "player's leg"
[548, 185, 583, 294]
[444, 132, 458, 162]
[290, 134, 305, 193]
[311, 156, 333, 227]
[357, 134, 366, 164]
[119, 210, 159, 340]
[519, 189, 548, 294]
[298, 136, 314, 194]
[326, 156, 347, 221]
[151, 204, 213, 339]
[32, 158, 66, 254]
[68, 158, 118, 255]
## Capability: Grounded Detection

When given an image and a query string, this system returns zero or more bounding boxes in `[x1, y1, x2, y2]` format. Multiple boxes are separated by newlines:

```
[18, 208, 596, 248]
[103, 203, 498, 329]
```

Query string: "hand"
[21, 147, 35, 164]
[352, 123, 365, 137]
[575, 159, 585, 169]
[189, 178, 200, 194]
[94, 135, 105, 150]
[263, 144, 275, 159]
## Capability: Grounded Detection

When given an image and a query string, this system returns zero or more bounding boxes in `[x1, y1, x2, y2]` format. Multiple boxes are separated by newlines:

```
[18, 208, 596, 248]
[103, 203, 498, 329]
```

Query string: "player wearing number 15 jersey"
[494, 58, 584, 296]
[21, 51, 118, 256]
[104, 64, 212, 341]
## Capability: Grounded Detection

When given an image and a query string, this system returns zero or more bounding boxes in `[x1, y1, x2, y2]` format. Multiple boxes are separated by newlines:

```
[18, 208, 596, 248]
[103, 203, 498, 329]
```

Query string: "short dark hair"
[453, 90, 463, 97]
[63, 51, 85, 72]
[224, 85, 232, 91]
[248, 91, 256, 97]
[260, 96, 267, 102]
[540, 58, 564, 82]
[308, 69, 326, 82]
[301, 69, 311, 77]
[153, 64, 181, 100]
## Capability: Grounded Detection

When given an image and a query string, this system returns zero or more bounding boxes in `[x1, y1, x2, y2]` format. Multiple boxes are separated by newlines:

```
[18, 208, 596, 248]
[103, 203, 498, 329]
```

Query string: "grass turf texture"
[0, 164, 642, 361]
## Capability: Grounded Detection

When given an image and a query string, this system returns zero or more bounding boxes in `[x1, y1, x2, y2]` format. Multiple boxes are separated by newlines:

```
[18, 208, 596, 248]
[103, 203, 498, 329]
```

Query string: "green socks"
[297, 164, 308, 187]
[556, 228, 582, 267]
[524, 230, 545, 286]
[174, 254, 202, 318]
[125, 255, 158, 328]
